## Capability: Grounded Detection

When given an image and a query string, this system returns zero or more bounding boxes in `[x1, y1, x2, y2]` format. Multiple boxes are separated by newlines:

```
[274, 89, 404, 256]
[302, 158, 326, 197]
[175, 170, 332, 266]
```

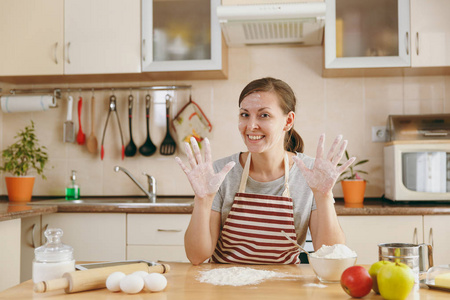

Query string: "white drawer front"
[127, 245, 189, 263]
[127, 214, 191, 245]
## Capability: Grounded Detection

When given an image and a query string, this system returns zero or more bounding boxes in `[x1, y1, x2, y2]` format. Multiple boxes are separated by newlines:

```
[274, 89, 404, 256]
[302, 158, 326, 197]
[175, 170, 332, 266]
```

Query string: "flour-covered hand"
[293, 134, 356, 196]
[175, 137, 235, 199]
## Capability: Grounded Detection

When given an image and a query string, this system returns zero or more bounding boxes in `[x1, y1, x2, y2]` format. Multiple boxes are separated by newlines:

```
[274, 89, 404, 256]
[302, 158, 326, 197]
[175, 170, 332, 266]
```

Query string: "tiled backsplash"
[1, 46, 449, 198]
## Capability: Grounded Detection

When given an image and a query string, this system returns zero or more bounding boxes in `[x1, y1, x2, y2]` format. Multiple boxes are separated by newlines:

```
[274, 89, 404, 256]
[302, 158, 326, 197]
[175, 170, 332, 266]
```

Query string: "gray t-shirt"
[212, 152, 316, 246]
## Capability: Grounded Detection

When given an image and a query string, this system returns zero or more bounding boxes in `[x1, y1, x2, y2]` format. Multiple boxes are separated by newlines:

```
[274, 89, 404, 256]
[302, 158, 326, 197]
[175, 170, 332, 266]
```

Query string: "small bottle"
[32, 228, 75, 283]
[65, 170, 80, 200]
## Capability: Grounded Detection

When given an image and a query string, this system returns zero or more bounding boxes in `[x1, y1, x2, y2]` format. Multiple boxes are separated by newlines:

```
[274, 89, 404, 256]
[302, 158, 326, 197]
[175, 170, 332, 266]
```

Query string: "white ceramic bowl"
[309, 255, 357, 283]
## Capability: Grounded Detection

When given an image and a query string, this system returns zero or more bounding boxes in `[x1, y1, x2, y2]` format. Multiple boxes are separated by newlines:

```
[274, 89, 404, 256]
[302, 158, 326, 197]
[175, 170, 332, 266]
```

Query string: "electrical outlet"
[372, 126, 387, 142]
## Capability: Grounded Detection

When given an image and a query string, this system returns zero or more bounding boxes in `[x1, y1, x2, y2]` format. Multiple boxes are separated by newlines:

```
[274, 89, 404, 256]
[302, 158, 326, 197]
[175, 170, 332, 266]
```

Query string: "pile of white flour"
[197, 267, 292, 286]
[309, 244, 357, 259]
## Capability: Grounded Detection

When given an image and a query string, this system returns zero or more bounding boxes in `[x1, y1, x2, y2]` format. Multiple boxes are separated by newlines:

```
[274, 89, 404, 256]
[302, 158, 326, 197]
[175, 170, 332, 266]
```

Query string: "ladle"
[139, 94, 157, 156]
[281, 230, 310, 257]
[124, 94, 137, 157]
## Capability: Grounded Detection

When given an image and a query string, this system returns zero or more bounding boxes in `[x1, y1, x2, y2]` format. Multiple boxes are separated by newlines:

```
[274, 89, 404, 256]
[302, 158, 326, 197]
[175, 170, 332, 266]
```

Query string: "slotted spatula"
[160, 94, 177, 155]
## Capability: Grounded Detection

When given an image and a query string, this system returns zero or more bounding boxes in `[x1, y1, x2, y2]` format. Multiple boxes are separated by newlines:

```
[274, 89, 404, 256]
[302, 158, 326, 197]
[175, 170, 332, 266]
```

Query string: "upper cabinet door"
[64, 0, 141, 75]
[325, 0, 410, 69]
[410, 0, 450, 67]
[142, 0, 222, 72]
[0, 0, 64, 76]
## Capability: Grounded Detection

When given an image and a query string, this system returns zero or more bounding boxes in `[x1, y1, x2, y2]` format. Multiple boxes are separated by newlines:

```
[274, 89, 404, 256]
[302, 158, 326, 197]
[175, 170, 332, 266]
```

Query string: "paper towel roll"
[0, 95, 57, 113]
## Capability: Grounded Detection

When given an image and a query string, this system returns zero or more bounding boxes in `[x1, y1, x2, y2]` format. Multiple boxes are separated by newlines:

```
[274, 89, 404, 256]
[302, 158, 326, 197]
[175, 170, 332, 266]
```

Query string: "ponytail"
[285, 128, 304, 153]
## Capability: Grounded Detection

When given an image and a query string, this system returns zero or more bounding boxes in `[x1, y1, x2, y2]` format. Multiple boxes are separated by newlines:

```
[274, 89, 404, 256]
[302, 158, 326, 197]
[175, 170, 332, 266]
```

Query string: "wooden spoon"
[281, 230, 310, 257]
[86, 95, 98, 154]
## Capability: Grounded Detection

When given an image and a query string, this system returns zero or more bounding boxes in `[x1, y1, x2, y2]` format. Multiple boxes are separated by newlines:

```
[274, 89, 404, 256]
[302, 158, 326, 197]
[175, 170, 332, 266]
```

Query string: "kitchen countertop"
[1, 198, 450, 222]
[0, 262, 448, 299]
[0, 202, 57, 222]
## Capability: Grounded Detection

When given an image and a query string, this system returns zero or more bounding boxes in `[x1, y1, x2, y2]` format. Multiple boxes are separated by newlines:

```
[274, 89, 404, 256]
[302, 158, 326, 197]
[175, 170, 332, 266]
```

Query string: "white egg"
[132, 271, 149, 279]
[144, 273, 167, 292]
[106, 272, 126, 292]
[120, 274, 144, 294]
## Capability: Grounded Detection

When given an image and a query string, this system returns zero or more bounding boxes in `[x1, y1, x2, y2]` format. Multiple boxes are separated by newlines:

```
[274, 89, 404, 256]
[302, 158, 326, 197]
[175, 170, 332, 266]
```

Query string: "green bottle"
[65, 170, 80, 200]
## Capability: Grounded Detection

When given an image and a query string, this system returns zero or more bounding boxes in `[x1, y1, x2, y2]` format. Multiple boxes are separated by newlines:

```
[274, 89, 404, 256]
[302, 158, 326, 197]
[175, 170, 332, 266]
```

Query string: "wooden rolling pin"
[34, 262, 170, 294]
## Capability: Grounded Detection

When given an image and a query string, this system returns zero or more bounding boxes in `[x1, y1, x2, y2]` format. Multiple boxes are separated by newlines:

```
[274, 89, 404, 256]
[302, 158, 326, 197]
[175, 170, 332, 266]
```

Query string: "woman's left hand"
[293, 134, 356, 196]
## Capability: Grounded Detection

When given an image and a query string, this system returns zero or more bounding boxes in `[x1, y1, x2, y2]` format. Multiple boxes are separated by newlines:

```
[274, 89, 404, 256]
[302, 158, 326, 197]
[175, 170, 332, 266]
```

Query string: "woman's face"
[238, 91, 294, 154]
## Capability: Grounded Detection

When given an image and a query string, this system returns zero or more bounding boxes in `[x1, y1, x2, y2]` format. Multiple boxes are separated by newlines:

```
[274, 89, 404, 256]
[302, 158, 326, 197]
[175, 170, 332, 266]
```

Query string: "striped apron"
[211, 153, 300, 264]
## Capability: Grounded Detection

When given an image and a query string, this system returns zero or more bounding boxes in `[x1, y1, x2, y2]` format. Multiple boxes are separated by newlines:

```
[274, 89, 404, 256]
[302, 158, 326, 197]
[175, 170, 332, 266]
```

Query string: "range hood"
[216, 3, 326, 47]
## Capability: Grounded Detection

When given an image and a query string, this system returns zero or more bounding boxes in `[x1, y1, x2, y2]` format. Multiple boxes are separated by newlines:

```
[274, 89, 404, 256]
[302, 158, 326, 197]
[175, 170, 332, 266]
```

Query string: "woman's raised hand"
[293, 134, 356, 196]
[175, 137, 235, 199]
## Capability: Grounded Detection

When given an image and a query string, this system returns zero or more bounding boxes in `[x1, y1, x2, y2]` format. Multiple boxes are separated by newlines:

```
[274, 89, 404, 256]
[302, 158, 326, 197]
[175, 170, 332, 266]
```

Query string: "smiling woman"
[175, 77, 356, 265]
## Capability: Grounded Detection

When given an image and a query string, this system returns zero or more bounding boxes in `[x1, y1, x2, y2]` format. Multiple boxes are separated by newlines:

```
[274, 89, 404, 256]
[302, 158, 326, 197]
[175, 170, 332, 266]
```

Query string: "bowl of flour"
[308, 244, 357, 283]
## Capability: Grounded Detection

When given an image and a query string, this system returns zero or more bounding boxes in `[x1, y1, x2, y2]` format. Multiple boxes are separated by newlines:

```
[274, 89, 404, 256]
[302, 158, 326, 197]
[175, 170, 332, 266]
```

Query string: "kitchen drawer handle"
[429, 228, 434, 249]
[67, 42, 71, 64]
[54, 42, 58, 64]
[31, 223, 37, 248]
[142, 39, 146, 62]
[405, 32, 409, 55]
[416, 32, 419, 56]
[413, 227, 418, 244]
[157, 229, 182, 233]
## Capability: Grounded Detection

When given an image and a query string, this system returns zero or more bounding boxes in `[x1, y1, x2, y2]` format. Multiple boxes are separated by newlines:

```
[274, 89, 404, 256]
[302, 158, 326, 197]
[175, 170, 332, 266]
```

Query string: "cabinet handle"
[142, 39, 146, 62]
[413, 227, 418, 244]
[405, 32, 409, 55]
[416, 32, 419, 56]
[31, 223, 37, 248]
[54, 42, 58, 64]
[67, 42, 71, 64]
[157, 229, 182, 233]
[42, 224, 49, 246]
[429, 228, 434, 249]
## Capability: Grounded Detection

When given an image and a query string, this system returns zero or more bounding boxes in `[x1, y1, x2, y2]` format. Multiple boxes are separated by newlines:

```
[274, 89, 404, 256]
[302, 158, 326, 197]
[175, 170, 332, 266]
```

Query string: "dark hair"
[238, 77, 304, 153]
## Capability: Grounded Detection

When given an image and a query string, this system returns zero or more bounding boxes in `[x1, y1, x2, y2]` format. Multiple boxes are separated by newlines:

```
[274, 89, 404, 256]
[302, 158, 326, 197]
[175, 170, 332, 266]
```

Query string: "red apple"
[340, 265, 373, 298]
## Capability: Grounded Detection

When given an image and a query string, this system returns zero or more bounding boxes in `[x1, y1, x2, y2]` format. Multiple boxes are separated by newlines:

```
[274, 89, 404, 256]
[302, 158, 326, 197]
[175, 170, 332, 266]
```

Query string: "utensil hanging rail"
[9, 85, 192, 99]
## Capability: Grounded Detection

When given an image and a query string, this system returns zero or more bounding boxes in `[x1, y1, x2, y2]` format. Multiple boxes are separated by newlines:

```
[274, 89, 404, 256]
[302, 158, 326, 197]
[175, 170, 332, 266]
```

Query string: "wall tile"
[1, 47, 450, 199]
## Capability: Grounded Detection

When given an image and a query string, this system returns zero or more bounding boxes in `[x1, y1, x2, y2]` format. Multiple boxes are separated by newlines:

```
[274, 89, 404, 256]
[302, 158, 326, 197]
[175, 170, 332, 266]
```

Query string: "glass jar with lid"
[32, 228, 75, 283]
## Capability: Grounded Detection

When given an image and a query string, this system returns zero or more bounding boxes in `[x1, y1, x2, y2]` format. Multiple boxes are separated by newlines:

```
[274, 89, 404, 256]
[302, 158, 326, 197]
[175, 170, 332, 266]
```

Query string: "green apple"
[378, 262, 415, 300]
[368, 260, 393, 294]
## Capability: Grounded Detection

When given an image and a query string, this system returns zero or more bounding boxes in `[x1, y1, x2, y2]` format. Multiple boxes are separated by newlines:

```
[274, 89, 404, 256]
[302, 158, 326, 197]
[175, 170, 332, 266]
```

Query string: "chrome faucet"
[114, 166, 156, 202]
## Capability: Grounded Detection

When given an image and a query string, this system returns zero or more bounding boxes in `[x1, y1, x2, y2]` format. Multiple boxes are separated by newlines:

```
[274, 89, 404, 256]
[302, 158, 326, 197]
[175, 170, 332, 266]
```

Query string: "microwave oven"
[384, 141, 450, 201]
[384, 114, 450, 202]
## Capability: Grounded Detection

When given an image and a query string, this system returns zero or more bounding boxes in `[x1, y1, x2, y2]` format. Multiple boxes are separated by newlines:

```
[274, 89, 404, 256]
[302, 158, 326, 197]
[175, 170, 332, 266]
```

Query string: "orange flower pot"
[5, 176, 35, 202]
[341, 180, 366, 204]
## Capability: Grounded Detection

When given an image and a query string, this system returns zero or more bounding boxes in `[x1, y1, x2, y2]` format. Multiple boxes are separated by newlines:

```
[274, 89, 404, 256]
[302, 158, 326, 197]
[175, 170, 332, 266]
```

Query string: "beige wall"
[1, 45, 449, 198]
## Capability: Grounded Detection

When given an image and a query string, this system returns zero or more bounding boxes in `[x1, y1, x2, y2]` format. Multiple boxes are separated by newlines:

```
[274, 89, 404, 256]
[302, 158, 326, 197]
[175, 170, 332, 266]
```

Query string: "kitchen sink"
[29, 196, 194, 207]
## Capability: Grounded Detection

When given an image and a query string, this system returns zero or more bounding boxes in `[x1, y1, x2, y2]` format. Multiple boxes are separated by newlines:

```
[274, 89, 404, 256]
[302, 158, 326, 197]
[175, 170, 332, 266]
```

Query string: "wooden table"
[0, 263, 448, 299]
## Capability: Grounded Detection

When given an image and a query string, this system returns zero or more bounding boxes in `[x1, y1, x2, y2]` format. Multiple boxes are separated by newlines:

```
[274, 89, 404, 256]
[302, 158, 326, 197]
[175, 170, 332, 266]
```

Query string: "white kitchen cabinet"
[42, 213, 126, 262]
[410, 0, 450, 67]
[127, 214, 191, 263]
[0, 0, 64, 76]
[0, 219, 21, 292]
[423, 215, 450, 266]
[338, 215, 423, 264]
[325, 0, 410, 69]
[141, 0, 223, 72]
[20, 216, 42, 282]
[64, 0, 141, 74]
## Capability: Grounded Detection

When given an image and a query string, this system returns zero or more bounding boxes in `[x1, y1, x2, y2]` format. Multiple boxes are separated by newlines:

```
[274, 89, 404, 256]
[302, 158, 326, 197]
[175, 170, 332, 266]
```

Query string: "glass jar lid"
[34, 228, 74, 262]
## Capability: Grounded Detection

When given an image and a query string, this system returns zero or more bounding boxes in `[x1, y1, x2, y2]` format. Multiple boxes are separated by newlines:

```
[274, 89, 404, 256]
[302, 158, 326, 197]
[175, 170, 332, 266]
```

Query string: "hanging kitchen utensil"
[172, 94, 212, 154]
[100, 94, 125, 160]
[125, 93, 137, 157]
[76, 96, 86, 145]
[139, 94, 157, 156]
[63, 95, 75, 143]
[160, 94, 177, 155]
[86, 93, 98, 154]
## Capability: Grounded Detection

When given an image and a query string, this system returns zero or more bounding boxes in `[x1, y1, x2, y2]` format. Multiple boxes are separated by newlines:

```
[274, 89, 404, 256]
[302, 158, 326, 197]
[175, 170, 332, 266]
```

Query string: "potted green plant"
[0, 121, 48, 202]
[338, 150, 369, 205]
